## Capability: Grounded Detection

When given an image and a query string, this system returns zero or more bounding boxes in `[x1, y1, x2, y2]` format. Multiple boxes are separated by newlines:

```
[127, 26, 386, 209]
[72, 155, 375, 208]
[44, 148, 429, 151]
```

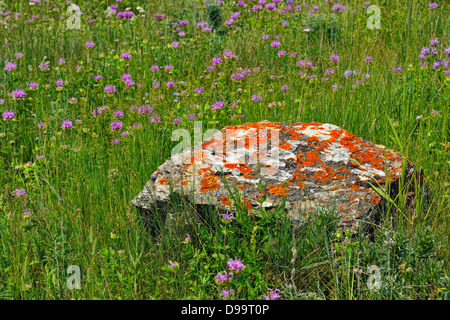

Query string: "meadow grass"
[0, 0, 448, 300]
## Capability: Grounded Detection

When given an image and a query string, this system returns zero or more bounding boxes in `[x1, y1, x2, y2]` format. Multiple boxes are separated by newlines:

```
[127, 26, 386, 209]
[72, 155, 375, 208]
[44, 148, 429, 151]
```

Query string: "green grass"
[0, 0, 448, 300]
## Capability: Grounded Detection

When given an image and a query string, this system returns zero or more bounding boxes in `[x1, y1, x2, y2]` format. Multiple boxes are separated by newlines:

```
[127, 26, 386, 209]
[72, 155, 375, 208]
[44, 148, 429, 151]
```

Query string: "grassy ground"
[0, 0, 448, 300]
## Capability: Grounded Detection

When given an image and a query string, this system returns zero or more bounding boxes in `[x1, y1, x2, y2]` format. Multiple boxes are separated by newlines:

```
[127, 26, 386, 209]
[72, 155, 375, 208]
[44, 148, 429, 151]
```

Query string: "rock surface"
[132, 121, 418, 233]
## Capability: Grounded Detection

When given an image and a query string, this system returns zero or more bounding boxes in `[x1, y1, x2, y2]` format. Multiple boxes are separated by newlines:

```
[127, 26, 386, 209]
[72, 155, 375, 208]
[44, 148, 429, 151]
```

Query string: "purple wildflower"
[61, 120, 73, 128]
[104, 85, 116, 94]
[212, 57, 223, 64]
[116, 11, 134, 18]
[173, 117, 181, 124]
[215, 271, 233, 284]
[251, 94, 263, 102]
[28, 82, 39, 90]
[332, 4, 347, 12]
[113, 109, 124, 117]
[121, 52, 132, 59]
[429, 38, 439, 47]
[121, 74, 132, 81]
[12, 189, 27, 197]
[211, 100, 225, 110]
[227, 258, 245, 272]
[219, 211, 234, 221]
[194, 87, 204, 94]
[265, 3, 277, 10]
[271, 41, 281, 48]
[221, 289, 233, 298]
[263, 288, 281, 300]
[10, 89, 26, 99]
[2, 110, 16, 119]
[329, 54, 340, 62]
[39, 62, 49, 71]
[4, 62, 16, 71]
[110, 120, 123, 130]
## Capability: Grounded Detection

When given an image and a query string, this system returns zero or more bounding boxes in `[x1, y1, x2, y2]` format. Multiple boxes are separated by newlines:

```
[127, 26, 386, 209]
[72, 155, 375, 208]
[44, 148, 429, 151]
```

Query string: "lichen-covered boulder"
[132, 121, 420, 233]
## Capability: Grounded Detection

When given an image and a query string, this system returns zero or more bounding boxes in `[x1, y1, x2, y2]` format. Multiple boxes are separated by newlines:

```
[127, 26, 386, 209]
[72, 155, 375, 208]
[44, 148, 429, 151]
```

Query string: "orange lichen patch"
[159, 178, 168, 185]
[316, 142, 330, 151]
[239, 198, 252, 211]
[279, 141, 291, 150]
[338, 167, 351, 175]
[313, 170, 337, 182]
[331, 186, 339, 191]
[221, 196, 230, 206]
[288, 130, 305, 140]
[237, 185, 245, 190]
[320, 163, 334, 171]
[307, 136, 319, 144]
[200, 175, 220, 192]
[268, 183, 290, 195]
[369, 195, 381, 204]
[328, 129, 342, 141]
[351, 185, 360, 191]
[296, 182, 305, 189]
[292, 173, 307, 181]
[263, 165, 277, 175]
[340, 132, 360, 153]
[350, 148, 385, 170]
[297, 150, 320, 167]
[181, 181, 189, 186]
[236, 163, 252, 174]
[199, 168, 216, 176]
[243, 174, 253, 179]
[202, 139, 214, 149]
[224, 163, 238, 170]
[260, 122, 275, 127]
